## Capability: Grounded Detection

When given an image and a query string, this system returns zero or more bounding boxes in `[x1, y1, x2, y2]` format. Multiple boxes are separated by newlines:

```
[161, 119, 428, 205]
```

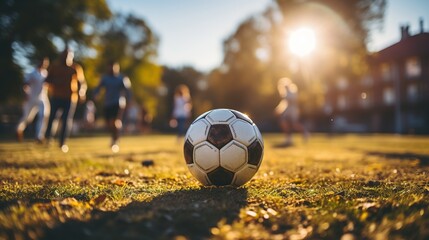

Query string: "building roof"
[373, 32, 429, 62]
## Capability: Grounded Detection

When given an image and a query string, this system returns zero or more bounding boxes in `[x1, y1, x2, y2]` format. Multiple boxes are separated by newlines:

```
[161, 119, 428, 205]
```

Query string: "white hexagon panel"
[232, 166, 258, 187]
[191, 110, 211, 124]
[253, 124, 264, 145]
[205, 109, 236, 124]
[230, 109, 253, 124]
[188, 164, 211, 185]
[220, 141, 247, 172]
[186, 119, 211, 145]
[184, 108, 264, 187]
[230, 119, 257, 146]
[194, 142, 220, 172]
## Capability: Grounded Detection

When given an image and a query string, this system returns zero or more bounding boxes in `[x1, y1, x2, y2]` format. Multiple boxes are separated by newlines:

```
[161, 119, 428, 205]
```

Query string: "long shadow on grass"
[365, 151, 429, 166]
[0, 159, 57, 169]
[96, 150, 178, 160]
[43, 187, 248, 240]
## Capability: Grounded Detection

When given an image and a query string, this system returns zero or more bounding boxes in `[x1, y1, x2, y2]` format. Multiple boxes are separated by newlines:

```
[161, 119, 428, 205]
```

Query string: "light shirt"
[282, 86, 299, 119]
[173, 96, 191, 118]
[25, 68, 48, 101]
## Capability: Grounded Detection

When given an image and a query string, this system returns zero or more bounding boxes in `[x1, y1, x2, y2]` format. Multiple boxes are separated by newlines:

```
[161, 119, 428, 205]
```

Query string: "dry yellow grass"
[0, 134, 428, 239]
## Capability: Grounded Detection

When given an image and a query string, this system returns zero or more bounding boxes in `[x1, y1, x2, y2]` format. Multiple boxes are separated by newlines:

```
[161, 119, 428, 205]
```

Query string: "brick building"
[325, 20, 429, 134]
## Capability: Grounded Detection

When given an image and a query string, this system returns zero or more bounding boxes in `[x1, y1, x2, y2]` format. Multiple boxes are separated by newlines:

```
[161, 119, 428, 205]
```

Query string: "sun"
[288, 27, 316, 57]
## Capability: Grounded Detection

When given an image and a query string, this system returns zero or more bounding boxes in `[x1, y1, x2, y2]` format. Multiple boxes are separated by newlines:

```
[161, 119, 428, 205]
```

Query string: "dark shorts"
[104, 104, 124, 121]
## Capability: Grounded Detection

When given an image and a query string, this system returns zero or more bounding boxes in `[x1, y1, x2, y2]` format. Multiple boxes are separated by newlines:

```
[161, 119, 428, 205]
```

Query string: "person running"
[275, 77, 309, 146]
[171, 84, 192, 139]
[44, 48, 87, 152]
[93, 61, 132, 152]
[16, 57, 50, 143]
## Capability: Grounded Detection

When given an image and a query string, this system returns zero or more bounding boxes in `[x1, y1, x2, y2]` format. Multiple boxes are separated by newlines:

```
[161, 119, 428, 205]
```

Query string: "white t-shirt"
[173, 96, 191, 118]
[25, 68, 48, 101]
[281, 86, 299, 121]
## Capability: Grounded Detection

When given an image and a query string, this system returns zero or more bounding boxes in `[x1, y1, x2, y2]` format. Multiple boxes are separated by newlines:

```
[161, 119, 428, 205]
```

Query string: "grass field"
[0, 134, 428, 239]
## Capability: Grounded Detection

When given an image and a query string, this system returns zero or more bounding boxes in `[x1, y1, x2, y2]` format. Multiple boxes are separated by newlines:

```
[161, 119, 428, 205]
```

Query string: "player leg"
[279, 112, 293, 145]
[16, 99, 38, 142]
[36, 99, 50, 142]
[45, 98, 60, 142]
[112, 104, 124, 148]
[59, 100, 76, 150]
[104, 105, 117, 148]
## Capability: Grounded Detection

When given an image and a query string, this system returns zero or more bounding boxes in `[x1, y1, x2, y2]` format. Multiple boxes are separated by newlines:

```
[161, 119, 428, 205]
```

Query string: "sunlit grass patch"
[0, 134, 428, 239]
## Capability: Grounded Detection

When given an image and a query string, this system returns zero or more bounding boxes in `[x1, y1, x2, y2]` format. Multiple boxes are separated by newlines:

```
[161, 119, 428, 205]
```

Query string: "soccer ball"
[184, 109, 264, 186]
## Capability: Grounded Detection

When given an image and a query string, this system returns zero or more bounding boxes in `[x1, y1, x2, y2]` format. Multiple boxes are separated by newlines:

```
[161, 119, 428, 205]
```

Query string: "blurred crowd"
[15, 48, 192, 152]
[15, 47, 311, 152]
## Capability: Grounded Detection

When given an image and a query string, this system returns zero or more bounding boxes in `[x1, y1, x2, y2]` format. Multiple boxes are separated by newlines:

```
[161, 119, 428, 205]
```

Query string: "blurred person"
[275, 78, 309, 146]
[16, 57, 50, 143]
[125, 100, 140, 134]
[171, 84, 192, 139]
[44, 48, 87, 152]
[82, 100, 96, 131]
[140, 105, 153, 133]
[93, 61, 132, 152]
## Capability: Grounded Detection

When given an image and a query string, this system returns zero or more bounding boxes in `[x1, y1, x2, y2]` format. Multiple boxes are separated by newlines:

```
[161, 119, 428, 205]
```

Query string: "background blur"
[1, 0, 428, 136]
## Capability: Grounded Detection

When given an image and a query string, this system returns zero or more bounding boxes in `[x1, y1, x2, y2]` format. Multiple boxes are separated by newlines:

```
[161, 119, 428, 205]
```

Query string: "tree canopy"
[0, 0, 112, 102]
[0, 0, 162, 117]
[1, 0, 387, 129]
[208, 0, 386, 126]
[83, 13, 161, 116]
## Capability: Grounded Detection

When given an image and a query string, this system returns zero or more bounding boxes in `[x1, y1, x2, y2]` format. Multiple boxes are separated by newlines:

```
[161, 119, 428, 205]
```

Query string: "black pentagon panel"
[230, 109, 253, 124]
[247, 140, 263, 166]
[183, 140, 194, 164]
[207, 167, 235, 186]
[192, 110, 212, 124]
[207, 124, 233, 149]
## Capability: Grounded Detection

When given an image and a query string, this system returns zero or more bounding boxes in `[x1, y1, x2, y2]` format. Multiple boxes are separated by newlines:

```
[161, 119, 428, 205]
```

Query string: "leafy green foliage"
[82, 13, 162, 116]
[1, 2, 163, 116]
[208, 0, 386, 122]
[0, 134, 428, 239]
[157, 66, 209, 126]
[0, 0, 111, 102]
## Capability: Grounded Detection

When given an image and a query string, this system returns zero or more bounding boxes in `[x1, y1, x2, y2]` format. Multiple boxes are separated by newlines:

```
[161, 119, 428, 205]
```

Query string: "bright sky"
[108, 0, 429, 71]
[368, 0, 429, 51]
[108, 0, 272, 72]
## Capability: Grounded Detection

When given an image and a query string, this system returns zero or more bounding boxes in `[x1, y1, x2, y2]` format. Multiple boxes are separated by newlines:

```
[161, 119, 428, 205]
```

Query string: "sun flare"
[288, 27, 316, 57]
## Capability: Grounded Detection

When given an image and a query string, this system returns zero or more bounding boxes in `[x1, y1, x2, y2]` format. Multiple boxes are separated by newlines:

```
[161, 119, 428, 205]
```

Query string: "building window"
[337, 95, 347, 110]
[380, 63, 391, 81]
[336, 76, 348, 90]
[407, 84, 418, 102]
[405, 57, 421, 78]
[383, 87, 395, 105]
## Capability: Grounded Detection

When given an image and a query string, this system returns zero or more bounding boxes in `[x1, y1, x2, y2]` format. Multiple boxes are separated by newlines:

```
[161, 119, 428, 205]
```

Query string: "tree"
[0, 0, 111, 103]
[208, 0, 386, 125]
[273, 0, 386, 118]
[209, 17, 271, 119]
[83, 13, 162, 117]
[157, 66, 209, 129]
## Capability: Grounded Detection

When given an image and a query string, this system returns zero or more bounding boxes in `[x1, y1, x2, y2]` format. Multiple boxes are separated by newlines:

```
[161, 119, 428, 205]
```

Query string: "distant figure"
[140, 105, 153, 133]
[171, 84, 192, 139]
[16, 57, 50, 143]
[44, 48, 87, 152]
[275, 78, 309, 146]
[82, 100, 96, 131]
[93, 61, 132, 152]
[125, 100, 141, 134]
